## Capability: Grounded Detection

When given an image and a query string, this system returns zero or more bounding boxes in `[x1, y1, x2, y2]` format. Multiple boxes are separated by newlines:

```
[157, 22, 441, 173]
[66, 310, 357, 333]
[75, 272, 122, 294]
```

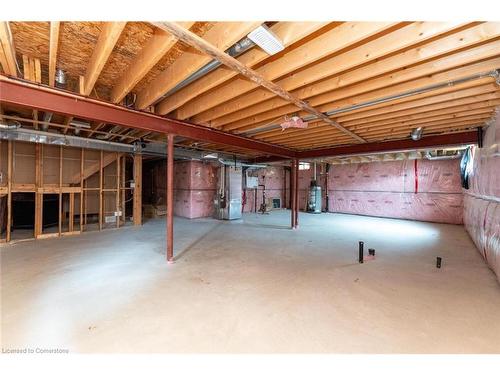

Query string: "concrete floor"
[2, 211, 500, 353]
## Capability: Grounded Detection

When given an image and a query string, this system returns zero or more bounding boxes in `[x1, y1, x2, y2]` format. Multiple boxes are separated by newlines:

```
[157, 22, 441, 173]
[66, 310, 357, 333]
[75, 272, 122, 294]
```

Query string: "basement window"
[299, 162, 310, 170]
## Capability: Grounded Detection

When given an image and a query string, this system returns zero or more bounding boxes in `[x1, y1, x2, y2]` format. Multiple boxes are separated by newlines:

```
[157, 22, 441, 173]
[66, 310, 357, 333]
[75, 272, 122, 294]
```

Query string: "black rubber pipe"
[359, 241, 364, 263]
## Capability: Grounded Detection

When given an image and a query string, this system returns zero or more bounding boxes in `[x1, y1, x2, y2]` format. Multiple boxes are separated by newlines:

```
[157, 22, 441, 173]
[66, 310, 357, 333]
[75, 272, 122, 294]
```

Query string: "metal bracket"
[493, 69, 500, 86]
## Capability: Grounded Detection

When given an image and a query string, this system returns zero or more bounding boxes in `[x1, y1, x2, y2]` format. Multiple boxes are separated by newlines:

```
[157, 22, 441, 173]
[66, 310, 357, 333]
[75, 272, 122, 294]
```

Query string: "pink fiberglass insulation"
[320, 158, 463, 224]
[243, 166, 288, 212]
[463, 111, 500, 282]
[173, 161, 218, 219]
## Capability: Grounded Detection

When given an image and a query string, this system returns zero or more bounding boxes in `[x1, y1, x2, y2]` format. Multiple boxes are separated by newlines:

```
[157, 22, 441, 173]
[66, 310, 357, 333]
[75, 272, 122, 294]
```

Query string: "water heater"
[307, 181, 322, 214]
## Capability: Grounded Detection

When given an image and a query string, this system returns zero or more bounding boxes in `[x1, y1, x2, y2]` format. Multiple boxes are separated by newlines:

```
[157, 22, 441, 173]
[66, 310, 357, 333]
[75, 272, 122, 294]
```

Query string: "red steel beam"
[1, 77, 479, 160]
[297, 131, 479, 159]
[253, 131, 478, 163]
[0, 76, 295, 158]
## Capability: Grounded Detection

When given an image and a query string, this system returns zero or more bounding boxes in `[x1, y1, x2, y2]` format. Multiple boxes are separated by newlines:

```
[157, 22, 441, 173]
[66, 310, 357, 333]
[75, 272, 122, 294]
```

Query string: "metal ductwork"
[0, 126, 135, 152]
[0, 125, 269, 167]
[424, 150, 463, 160]
[411, 127, 423, 141]
[41, 112, 53, 131]
[55, 68, 66, 86]
[217, 158, 267, 169]
[0, 120, 21, 130]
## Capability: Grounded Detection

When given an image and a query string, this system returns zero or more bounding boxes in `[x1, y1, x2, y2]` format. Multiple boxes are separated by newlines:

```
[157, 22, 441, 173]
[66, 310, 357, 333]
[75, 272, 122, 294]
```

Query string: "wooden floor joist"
[153, 22, 367, 143]
[0, 21, 498, 158]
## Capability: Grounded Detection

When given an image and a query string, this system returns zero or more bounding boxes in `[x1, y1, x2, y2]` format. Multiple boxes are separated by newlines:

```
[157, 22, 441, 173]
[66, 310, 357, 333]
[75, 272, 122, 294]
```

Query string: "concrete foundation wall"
[464, 111, 500, 282]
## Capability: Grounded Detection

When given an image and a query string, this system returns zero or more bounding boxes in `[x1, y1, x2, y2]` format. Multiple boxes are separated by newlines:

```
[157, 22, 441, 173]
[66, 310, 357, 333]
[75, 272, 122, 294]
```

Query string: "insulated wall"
[243, 166, 288, 212]
[144, 160, 218, 219]
[316, 158, 463, 224]
[464, 111, 500, 282]
[174, 160, 218, 219]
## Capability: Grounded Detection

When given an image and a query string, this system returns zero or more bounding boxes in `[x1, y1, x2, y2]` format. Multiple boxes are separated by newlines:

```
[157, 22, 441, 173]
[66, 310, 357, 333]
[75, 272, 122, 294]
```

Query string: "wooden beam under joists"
[154, 22, 366, 143]
[155, 22, 330, 116]
[82, 22, 126, 96]
[62, 116, 73, 135]
[0, 22, 18, 77]
[87, 122, 106, 137]
[49, 21, 61, 87]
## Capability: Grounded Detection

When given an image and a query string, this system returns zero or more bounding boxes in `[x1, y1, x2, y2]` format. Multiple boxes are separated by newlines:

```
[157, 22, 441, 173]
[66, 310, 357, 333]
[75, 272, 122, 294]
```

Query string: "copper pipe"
[166, 133, 174, 263]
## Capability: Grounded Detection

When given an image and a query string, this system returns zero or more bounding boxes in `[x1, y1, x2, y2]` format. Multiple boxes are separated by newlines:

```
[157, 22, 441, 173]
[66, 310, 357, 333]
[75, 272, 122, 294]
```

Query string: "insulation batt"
[173, 161, 218, 219]
[280, 116, 308, 130]
[463, 111, 500, 283]
[323, 158, 463, 224]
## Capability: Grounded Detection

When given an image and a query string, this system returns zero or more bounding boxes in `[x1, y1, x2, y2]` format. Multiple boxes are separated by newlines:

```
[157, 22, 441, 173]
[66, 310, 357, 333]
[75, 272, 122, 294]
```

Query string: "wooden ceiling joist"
[110, 21, 195, 104]
[258, 92, 500, 142]
[338, 93, 500, 126]
[268, 96, 497, 147]
[193, 22, 499, 127]
[2, 21, 499, 158]
[155, 22, 331, 116]
[218, 33, 500, 133]
[258, 103, 499, 145]
[0, 22, 18, 77]
[256, 96, 500, 143]
[180, 21, 400, 122]
[238, 73, 498, 136]
[135, 21, 262, 110]
[82, 22, 127, 96]
[204, 21, 472, 128]
[155, 22, 367, 143]
[48, 21, 60, 87]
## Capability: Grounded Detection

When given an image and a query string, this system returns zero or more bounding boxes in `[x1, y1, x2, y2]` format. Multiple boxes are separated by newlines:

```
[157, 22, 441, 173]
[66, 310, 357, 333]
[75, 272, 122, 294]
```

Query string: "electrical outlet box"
[246, 176, 258, 188]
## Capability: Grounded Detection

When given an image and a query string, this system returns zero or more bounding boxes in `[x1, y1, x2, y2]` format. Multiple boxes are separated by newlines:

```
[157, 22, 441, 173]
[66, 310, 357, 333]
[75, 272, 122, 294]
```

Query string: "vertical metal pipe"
[290, 160, 296, 229]
[293, 159, 299, 228]
[166, 134, 174, 263]
[359, 241, 364, 264]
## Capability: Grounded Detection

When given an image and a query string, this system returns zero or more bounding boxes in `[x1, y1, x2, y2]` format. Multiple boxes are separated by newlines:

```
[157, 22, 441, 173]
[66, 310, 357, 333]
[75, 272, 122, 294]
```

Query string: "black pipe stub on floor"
[436, 257, 442, 268]
[358, 241, 364, 263]
[368, 248, 375, 256]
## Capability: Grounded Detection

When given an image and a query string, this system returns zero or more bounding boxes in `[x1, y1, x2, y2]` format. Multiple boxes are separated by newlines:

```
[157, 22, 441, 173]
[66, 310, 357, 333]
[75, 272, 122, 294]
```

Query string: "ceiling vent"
[247, 25, 284, 56]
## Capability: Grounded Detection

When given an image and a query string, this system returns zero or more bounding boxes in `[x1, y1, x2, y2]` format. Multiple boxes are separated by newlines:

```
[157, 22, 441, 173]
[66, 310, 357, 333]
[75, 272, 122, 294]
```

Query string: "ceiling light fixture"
[247, 25, 284, 56]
